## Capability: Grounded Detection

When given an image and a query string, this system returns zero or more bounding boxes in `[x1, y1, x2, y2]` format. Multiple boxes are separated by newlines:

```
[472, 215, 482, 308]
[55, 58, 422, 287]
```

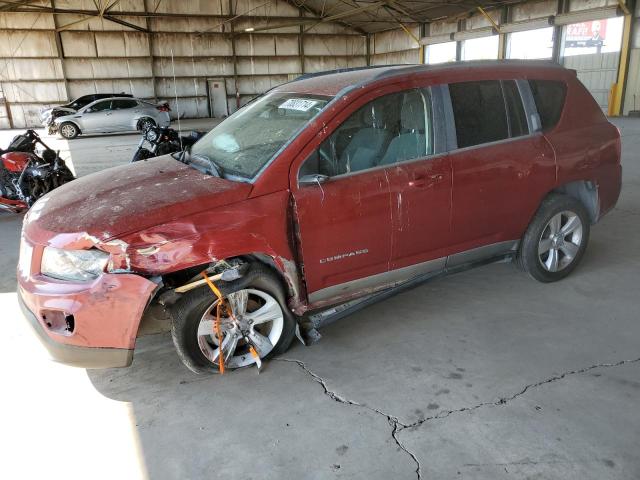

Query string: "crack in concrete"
[402, 356, 640, 430]
[277, 358, 423, 479]
[278, 356, 640, 479]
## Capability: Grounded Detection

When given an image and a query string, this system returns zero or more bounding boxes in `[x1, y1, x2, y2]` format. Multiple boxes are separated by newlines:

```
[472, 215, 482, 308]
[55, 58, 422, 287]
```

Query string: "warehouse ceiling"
[290, 0, 520, 33]
[0, 0, 523, 34]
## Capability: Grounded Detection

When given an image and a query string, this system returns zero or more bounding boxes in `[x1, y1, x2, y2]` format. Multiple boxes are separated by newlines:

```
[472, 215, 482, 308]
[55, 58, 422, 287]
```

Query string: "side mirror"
[299, 174, 329, 186]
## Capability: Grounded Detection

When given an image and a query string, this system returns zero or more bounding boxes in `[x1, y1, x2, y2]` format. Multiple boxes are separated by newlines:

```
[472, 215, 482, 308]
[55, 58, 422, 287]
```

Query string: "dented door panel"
[386, 155, 453, 271]
[448, 134, 556, 252]
[293, 171, 393, 300]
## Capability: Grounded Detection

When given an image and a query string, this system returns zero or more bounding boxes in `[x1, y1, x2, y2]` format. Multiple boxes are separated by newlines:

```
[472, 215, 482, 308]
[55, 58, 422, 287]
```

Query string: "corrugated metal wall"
[563, 52, 620, 110]
[0, 0, 367, 128]
[370, 27, 420, 65]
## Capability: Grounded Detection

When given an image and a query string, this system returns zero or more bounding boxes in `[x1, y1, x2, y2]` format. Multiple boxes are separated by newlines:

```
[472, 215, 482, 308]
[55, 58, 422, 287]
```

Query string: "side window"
[299, 89, 432, 178]
[112, 99, 138, 110]
[449, 80, 509, 149]
[528, 80, 567, 131]
[87, 100, 111, 113]
[502, 80, 528, 138]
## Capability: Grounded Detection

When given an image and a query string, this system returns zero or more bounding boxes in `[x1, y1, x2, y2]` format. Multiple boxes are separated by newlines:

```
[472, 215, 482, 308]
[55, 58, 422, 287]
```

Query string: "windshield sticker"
[278, 98, 319, 112]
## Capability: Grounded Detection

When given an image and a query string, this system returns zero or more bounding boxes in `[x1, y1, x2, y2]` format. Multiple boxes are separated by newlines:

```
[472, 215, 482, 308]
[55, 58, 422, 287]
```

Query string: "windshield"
[190, 92, 331, 179]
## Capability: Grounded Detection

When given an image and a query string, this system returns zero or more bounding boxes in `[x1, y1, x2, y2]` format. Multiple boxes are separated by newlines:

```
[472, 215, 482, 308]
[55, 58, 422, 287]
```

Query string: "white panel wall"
[0, 0, 365, 127]
[563, 52, 620, 109]
[370, 27, 420, 66]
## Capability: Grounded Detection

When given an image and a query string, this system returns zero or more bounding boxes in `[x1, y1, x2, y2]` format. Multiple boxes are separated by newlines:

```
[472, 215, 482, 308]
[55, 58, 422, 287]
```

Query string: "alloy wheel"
[60, 124, 76, 138]
[196, 288, 284, 369]
[538, 210, 583, 272]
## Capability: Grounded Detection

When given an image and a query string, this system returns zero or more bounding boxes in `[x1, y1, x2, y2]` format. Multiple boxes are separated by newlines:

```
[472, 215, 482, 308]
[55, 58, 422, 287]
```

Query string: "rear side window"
[502, 81, 528, 138]
[112, 99, 138, 109]
[528, 80, 567, 131]
[449, 80, 509, 149]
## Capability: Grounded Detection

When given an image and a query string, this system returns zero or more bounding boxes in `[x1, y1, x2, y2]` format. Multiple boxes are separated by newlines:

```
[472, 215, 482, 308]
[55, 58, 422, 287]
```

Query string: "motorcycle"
[0, 130, 75, 213]
[131, 126, 205, 162]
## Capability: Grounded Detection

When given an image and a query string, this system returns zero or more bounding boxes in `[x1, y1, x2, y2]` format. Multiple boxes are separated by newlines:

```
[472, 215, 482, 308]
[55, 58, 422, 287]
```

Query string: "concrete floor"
[1, 118, 639, 479]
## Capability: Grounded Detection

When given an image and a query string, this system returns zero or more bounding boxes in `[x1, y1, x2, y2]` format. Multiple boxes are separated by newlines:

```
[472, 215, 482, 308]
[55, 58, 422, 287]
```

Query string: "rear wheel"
[519, 194, 590, 282]
[170, 264, 297, 374]
[59, 122, 79, 139]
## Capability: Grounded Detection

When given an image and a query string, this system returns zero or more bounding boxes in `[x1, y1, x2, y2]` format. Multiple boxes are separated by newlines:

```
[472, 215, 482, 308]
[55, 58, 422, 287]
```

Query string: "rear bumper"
[18, 292, 133, 369]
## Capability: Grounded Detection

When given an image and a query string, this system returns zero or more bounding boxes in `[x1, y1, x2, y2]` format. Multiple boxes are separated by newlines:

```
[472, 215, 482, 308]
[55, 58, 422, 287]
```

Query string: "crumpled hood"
[42, 106, 75, 120]
[24, 156, 253, 245]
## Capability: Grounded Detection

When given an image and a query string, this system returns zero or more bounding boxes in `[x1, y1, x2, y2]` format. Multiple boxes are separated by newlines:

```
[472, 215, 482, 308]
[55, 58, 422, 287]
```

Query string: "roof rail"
[292, 65, 406, 82]
[372, 59, 565, 82]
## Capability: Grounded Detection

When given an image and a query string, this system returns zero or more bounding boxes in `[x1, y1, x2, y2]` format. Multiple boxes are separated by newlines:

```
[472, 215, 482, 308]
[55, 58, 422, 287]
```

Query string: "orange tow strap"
[201, 271, 225, 375]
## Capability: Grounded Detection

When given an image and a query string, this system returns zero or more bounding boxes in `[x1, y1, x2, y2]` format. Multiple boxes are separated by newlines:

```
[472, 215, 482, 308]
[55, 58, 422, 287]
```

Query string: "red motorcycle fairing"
[2, 151, 33, 173]
[0, 196, 27, 212]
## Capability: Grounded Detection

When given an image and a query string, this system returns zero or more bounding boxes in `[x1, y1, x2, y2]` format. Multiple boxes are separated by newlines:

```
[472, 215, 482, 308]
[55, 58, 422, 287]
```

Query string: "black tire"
[59, 122, 79, 139]
[519, 193, 590, 283]
[137, 117, 156, 132]
[169, 263, 297, 374]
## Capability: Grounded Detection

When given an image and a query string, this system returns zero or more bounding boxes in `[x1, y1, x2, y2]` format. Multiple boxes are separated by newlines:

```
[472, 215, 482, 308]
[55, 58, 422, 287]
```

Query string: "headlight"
[145, 128, 158, 142]
[41, 247, 109, 282]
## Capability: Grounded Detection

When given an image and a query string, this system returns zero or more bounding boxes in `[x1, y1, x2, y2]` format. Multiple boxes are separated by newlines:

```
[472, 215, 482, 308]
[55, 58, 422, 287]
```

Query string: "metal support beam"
[477, 6, 500, 33]
[456, 19, 464, 61]
[420, 23, 427, 64]
[228, 0, 240, 111]
[246, 0, 391, 33]
[552, 0, 570, 64]
[0, 0, 42, 12]
[299, 8, 305, 74]
[497, 6, 509, 60]
[0, 83, 14, 128]
[143, 0, 158, 102]
[50, 0, 70, 102]
[366, 32, 371, 65]
[611, 0, 634, 115]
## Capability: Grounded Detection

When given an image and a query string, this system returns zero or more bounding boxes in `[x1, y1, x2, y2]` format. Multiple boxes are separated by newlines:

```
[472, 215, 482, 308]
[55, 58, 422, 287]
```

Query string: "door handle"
[408, 173, 444, 188]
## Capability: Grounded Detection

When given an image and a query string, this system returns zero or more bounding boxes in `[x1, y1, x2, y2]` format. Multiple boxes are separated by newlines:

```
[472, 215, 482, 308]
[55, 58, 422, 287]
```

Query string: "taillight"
[157, 104, 171, 112]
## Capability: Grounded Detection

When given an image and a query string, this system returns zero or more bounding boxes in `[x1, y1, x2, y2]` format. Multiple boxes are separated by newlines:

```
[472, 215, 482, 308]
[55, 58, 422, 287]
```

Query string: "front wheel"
[170, 264, 297, 374]
[137, 117, 156, 132]
[131, 148, 154, 162]
[59, 122, 79, 139]
[519, 194, 590, 283]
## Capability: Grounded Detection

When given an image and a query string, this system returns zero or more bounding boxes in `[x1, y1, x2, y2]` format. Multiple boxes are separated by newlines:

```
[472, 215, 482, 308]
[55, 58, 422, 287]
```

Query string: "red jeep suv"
[17, 61, 621, 373]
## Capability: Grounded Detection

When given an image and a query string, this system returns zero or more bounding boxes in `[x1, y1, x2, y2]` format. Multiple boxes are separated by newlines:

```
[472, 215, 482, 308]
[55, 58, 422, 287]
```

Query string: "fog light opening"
[65, 315, 75, 333]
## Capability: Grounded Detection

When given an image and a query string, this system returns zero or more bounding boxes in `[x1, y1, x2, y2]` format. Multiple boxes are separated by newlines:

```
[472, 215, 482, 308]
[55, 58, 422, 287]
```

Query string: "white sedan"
[54, 97, 171, 139]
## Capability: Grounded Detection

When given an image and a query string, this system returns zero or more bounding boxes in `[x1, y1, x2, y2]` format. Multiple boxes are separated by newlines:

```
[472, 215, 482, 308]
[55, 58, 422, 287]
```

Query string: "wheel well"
[552, 180, 599, 224]
[60, 121, 81, 133]
[158, 254, 302, 310]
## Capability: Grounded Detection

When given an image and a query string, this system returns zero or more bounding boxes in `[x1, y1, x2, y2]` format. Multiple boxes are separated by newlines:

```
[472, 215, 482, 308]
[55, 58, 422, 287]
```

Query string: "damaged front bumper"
[17, 238, 158, 368]
[18, 292, 134, 368]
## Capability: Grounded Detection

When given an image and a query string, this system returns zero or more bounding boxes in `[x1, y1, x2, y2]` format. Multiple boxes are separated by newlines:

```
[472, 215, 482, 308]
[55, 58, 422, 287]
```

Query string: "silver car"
[54, 97, 171, 139]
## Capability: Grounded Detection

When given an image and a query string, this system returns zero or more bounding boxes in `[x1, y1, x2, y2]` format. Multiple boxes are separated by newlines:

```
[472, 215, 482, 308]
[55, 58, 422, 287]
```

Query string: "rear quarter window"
[528, 80, 567, 131]
[449, 80, 509, 149]
[112, 99, 138, 109]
